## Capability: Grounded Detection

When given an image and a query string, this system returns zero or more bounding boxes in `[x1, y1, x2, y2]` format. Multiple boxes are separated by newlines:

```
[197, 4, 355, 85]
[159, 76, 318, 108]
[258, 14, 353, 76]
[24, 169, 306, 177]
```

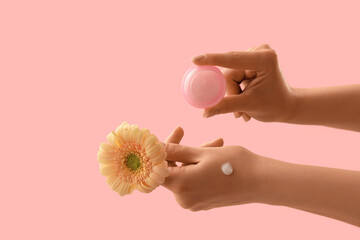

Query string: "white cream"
[221, 162, 233, 176]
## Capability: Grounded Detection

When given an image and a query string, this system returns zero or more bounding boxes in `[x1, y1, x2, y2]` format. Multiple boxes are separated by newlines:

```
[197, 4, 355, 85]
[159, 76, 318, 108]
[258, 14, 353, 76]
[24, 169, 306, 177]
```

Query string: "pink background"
[1, 0, 359, 239]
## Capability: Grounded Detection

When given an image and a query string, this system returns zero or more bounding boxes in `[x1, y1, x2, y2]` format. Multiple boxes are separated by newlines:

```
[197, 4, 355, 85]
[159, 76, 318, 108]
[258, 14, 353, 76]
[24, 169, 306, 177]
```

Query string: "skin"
[193, 44, 360, 132]
[163, 127, 360, 227]
[161, 44, 360, 226]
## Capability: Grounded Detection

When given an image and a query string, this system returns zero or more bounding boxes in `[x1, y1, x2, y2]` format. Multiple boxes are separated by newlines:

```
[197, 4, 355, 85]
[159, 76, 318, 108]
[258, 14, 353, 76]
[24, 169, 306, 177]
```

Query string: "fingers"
[165, 143, 201, 164]
[245, 70, 257, 79]
[163, 138, 224, 190]
[240, 79, 251, 91]
[164, 126, 184, 167]
[164, 126, 184, 144]
[222, 69, 255, 119]
[223, 69, 245, 119]
[180, 138, 224, 166]
[203, 94, 248, 118]
[236, 43, 271, 121]
[242, 114, 251, 122]
[192, 51, 262, 71]
[234, 112, 243, 118]
[192, 44, 273, 72]
[254, 43, 271, 50]
[247, 44, 271, 52]
[200, 138, 224, 147]
[239, 79, 252, 122]
[223, 69, 244, 95]
[247, 46, 257, 51]
[218, 70, 254, 120]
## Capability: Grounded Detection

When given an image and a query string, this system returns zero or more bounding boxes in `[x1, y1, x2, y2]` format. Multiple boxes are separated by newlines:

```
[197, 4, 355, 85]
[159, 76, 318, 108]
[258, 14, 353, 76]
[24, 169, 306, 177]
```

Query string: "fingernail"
[205, 111, 216, 118]
[243, 117, 250, 122]
[203, 111, 213, 118]
[192, 54, 205, 62]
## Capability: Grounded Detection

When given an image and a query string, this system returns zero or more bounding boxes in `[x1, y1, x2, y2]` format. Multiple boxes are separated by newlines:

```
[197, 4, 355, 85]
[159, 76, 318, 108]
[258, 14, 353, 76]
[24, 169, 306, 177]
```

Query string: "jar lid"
[182, 65, 225, 108]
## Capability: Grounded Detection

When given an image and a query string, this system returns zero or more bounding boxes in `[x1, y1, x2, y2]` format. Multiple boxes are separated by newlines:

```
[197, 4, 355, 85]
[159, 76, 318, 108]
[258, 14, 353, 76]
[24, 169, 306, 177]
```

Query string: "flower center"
[125, 154, 141, 171]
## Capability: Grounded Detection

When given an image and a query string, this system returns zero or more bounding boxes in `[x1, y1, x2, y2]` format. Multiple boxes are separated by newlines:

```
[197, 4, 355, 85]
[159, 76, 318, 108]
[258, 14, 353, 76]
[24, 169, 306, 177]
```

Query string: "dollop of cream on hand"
[221, 162, 233, 176]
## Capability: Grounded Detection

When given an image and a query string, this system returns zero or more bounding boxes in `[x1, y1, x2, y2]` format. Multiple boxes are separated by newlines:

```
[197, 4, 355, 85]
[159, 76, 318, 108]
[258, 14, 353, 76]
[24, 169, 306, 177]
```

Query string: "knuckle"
[189, 207, 200, 212]
[264, 49, 277, 60]
[177, 198, 194, 210]
[178, 201, 191, 209]
[227, 145, 246, 156]
[189, 204, 206, 212]
[219, 100, 231, 114]
[260, 43, 271, 49]
[259, 49, 278, 69]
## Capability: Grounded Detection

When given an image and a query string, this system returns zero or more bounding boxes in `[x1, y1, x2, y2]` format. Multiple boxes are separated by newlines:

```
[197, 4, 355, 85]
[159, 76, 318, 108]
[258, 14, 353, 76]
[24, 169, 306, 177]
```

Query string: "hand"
[192, 44, 297, 123]
[162, 127, 261, 211]
[162, 127, 360, 226]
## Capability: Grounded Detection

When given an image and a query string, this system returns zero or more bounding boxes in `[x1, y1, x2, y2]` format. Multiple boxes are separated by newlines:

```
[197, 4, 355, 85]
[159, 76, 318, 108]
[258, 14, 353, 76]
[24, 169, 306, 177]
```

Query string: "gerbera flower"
[97, 122, 169, 196]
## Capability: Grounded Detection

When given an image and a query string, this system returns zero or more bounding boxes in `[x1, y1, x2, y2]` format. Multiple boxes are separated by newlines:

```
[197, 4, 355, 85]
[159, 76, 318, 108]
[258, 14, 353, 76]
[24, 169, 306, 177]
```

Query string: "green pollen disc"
[125, 154, 141, 171]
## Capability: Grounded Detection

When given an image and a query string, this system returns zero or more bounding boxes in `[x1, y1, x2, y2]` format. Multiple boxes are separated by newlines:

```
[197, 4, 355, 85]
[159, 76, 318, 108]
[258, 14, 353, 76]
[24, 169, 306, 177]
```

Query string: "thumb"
[203, 94, 249, 118]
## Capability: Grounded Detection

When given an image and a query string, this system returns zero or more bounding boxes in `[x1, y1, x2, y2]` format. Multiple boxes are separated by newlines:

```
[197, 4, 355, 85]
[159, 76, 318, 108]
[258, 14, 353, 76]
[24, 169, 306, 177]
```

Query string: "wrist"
[279, 87, 304, 124]
[231, 148, 273, 204]
[249, 155, 290, 205]
[239, 152, 278, 204]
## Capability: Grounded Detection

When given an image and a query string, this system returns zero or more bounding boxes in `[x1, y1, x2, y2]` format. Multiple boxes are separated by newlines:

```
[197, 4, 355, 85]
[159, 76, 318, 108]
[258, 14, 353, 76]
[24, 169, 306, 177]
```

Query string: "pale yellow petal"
[153, 161, 170, 177]
[97, 154, 114, 161]
[112, 131, 124, 148]
[150, 151, 166, 164]
[145, 177, 158, 189]
[116, 182, 131, 196]
[100, 165, 117, 177]
[106, 133, 116, 147]
[124, 124, 138, 142]
[116, 122, 130, 133]
[130, 127, 141, 143]
[145, 142, 162, 158]
[114, 182, 126, 195]
[97, 151, 115, 164]
[136, 182, 153, 193]
[97, 148, 114, 157]
[98, 144, 117, 165]
[150, 172, 165, 185]
[139, 128, 150, 145]
[100, 143, 117, 152]
[98, 158, 114, 165]
[128, 184, 135, 194]
[107, 176, 122, 190]
[106, 176, 118, 186]
[144, 135, 158, 149]
[132, 128, 142, 144]
[117, 122, 137, 142]
[118, 126, 132, 142]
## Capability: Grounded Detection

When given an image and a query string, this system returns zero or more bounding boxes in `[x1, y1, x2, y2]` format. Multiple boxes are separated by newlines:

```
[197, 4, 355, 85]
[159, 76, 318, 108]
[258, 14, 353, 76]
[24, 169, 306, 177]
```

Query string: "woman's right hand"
[192, 44, 298, 123]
